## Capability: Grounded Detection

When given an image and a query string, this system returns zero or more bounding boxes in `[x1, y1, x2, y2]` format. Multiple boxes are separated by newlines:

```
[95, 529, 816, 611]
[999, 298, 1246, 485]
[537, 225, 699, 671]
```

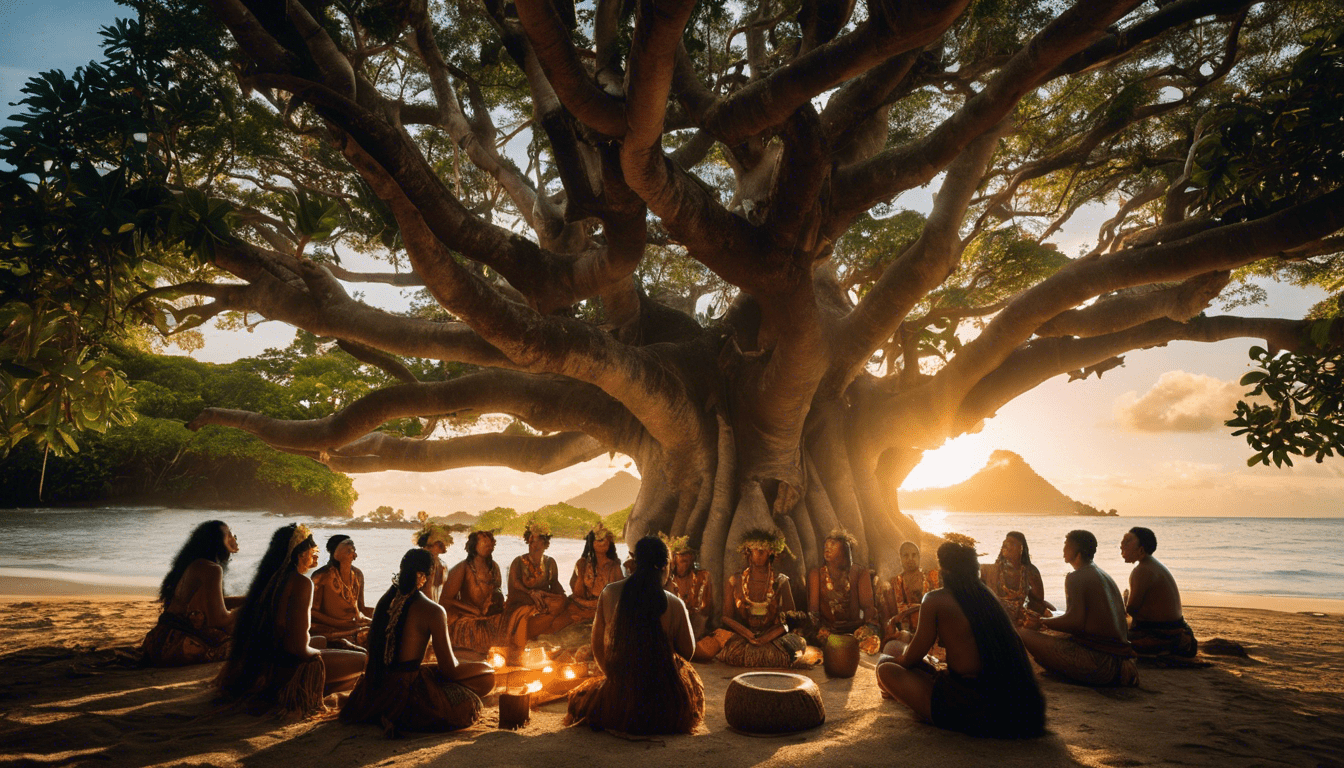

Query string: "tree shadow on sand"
[4, 622, 1343, 768]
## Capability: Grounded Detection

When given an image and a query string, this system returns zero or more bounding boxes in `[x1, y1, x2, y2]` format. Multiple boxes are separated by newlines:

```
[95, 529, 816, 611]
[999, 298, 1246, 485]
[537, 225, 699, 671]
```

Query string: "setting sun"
[899, 434, 995, 491]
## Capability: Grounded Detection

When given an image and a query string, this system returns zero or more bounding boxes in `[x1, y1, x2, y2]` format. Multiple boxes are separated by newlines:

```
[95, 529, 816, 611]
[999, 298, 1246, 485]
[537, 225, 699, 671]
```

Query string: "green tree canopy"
[3, 0, 1342, 590]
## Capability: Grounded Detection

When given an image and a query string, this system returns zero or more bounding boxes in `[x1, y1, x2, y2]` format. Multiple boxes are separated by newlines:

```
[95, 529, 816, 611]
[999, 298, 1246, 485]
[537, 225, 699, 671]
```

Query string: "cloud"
[1112, 371, 1245, 432]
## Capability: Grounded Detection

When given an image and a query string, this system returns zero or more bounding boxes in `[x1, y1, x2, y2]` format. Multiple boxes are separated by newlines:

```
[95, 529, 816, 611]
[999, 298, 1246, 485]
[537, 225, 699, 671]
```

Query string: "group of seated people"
[140, 517, 1197, 740]
[878, 526, 1199, 738]
[142, 521, 494, 733]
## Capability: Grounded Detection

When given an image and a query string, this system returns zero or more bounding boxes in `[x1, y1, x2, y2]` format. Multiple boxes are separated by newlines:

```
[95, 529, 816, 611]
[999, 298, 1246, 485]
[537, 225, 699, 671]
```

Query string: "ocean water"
[0, 507, 1340, 606]
[903, 510, 1344, 606]
[0, 507, 595, 598]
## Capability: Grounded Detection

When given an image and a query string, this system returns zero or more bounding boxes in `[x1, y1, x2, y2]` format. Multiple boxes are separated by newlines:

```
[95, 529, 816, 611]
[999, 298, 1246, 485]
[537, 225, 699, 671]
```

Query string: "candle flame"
[525, 680, 543, 694]
[488, 653, 506, 668]
[542, 665, 553, 675]
[562, 667, 576, 680]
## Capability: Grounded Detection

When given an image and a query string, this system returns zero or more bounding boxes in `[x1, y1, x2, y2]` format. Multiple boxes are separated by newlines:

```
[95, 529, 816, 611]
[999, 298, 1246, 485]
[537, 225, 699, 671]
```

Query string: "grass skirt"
[341, 662, 482, 735]
[714, 630, 807, 667]
[447, 605, 531, 653]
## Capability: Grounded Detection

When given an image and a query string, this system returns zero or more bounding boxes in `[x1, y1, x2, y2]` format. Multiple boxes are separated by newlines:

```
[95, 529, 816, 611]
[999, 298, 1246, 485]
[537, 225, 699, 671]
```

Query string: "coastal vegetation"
[2, 1, 1342, 596]
[0, 342, 363, 514]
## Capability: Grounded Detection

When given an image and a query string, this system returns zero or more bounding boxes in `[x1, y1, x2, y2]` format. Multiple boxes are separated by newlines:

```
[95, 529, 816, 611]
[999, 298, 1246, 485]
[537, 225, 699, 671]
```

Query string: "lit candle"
[562, 666, 576, 680]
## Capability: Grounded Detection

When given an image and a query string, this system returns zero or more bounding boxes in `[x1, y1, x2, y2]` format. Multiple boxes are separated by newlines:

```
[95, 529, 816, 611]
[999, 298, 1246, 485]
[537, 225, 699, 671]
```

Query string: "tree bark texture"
[172, 0, 1344, 603]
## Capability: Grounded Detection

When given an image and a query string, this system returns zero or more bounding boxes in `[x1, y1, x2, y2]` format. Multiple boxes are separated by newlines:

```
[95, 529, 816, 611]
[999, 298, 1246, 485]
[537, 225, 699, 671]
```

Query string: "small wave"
[1262, 569, 1340, 579]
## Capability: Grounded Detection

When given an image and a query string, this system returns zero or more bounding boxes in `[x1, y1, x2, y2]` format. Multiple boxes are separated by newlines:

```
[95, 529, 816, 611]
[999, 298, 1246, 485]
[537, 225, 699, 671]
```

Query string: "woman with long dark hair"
[568, 523, 624, 623]
[439, 530, 530, 654]
[566, 535, 704, 734]
[217, 524, 366, 717]
[341, 549, 495, 736]
[141, 520, 240, 666]
[876, 538, 1045, 738]
[982, 531, 1054, 624]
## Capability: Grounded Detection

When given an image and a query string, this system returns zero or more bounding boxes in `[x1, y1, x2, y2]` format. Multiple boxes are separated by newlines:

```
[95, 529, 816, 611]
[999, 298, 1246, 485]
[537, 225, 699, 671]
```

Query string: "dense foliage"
[0, 341, 367, 514]
[475, 502, 634, 539]
[2, 0, 1343, 586]
[1228, 345, 1344, 467]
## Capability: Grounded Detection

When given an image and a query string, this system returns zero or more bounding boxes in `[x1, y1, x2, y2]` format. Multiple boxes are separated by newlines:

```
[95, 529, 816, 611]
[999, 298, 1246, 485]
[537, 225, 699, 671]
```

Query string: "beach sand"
[0, 596, 1340, 768]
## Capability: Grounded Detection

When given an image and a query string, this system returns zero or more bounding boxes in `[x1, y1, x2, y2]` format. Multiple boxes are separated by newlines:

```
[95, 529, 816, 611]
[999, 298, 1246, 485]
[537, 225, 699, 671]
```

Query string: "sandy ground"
[0, 595, 1340, 768]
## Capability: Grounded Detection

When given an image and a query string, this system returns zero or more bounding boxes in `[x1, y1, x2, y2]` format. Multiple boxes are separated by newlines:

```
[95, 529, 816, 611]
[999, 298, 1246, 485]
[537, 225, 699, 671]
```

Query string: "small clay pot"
[823, 633, 861, 678]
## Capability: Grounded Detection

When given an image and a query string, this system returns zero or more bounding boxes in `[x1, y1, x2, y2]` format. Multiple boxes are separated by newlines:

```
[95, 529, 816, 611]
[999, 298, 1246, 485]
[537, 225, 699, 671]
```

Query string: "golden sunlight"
[899, 435, 994, 492]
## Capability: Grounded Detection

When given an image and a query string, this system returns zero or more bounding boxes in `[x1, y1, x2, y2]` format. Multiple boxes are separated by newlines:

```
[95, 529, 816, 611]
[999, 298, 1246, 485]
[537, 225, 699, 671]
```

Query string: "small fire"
[562, 667, 576, 680]
[488, 653, 506, 669]
[542, 665, 554, 675]
[525, 679, 543, 694]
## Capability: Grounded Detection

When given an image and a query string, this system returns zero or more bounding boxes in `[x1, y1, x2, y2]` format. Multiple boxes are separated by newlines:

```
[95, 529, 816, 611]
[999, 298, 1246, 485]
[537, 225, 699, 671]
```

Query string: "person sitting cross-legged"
[505, 518, 573, 640]
[565, 535, 705, 734]
[1121, 526, 1197, 658]
[876, 538, 1045, 738]
[341, 548, 495, 737]
[806, 528, 880, 654]
[1018, 529, 1139, 687]
[713, 529, 806, 667]
[142, 520, 242, 667]
[217, 524, 367, 718]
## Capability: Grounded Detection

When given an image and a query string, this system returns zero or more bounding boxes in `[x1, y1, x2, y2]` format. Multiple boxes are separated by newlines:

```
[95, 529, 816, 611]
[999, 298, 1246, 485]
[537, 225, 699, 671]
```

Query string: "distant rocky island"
[563, 471, 641, 515]
[901, 450, 1117, 516]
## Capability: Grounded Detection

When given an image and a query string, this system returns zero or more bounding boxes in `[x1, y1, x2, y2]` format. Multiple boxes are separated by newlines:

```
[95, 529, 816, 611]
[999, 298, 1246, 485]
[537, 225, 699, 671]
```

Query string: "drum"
[724, 672, 825, 734]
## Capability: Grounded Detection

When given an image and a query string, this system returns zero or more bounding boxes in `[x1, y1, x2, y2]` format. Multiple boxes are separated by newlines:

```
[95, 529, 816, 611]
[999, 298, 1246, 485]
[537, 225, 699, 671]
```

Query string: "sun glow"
[899, 436, 993, 493]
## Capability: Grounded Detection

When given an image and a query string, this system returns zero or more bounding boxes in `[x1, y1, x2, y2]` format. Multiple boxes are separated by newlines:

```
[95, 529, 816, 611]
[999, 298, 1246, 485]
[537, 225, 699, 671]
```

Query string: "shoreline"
[2, 574, 1340, 613]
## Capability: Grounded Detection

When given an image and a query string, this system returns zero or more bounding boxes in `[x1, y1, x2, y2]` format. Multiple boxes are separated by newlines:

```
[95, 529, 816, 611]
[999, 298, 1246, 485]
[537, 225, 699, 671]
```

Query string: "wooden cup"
[498, 690, 531, 729]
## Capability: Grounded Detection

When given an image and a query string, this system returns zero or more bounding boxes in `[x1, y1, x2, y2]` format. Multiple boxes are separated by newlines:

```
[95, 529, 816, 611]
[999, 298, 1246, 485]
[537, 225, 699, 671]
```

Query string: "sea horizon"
[1, 507, 1341, 608]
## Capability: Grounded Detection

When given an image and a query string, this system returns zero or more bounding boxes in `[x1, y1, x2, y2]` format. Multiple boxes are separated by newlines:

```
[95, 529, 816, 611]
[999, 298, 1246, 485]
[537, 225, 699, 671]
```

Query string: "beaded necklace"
[997, 560, 1029, 603]
[522, 553, 547, 586]
[822, 564, 852, 619]
[739, 565, 776, 619]
[329, 566, 359, 610]
[894, 569, 925, 603]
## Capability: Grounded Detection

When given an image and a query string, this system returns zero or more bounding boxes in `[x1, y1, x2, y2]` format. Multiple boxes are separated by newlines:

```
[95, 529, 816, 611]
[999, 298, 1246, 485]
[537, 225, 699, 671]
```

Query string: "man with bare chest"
[1018, 530, 1138, 687]
[1122, 527, 1198, 657]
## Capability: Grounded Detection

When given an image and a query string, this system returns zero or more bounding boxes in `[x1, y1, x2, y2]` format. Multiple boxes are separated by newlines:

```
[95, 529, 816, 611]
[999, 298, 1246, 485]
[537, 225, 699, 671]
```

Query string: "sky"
[4, 1, 1340, 518]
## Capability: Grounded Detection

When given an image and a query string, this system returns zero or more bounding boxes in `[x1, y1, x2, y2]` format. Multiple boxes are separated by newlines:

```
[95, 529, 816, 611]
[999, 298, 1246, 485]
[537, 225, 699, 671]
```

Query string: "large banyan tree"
[4, 0, 1344, 588]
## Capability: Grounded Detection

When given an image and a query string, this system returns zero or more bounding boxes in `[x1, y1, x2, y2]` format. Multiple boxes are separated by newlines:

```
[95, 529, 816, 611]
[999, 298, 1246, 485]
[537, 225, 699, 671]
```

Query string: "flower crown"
[659, 532, 694, 554]
[287, 524, 312, 555]
[413, 524, 454, 548]
[414, 511, 454, 547]
[589, 523, 614, 542]
[943, 532, 985, 556]
[825, 527, 859, 550]
[524, 517, 552, 539]
[737, 528, 791, 557]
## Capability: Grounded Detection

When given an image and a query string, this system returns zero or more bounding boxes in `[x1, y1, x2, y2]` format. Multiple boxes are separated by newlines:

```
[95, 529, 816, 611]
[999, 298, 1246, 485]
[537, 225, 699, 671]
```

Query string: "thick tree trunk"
[621, 394, 933, 608]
